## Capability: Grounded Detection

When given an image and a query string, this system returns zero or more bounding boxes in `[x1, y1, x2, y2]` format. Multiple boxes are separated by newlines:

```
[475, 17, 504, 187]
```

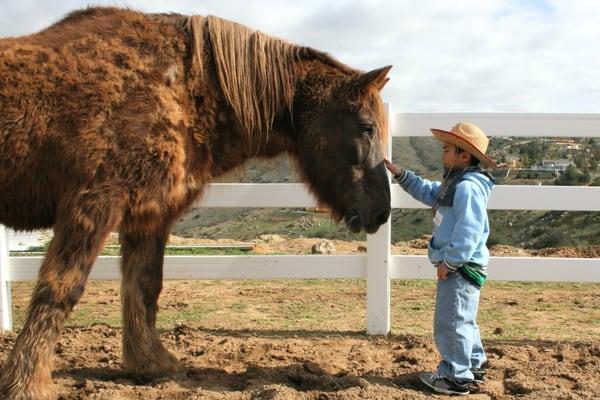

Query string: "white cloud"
[1, 0, 599, 112]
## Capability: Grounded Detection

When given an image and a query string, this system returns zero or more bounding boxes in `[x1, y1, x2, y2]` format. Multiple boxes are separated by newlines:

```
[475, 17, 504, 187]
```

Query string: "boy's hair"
[456, 147, 480, 167]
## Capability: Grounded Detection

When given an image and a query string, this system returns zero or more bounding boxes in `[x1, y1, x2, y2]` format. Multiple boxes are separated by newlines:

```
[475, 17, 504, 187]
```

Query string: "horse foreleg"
[0, 192, 123, 400]
[120, 229, 179, 383]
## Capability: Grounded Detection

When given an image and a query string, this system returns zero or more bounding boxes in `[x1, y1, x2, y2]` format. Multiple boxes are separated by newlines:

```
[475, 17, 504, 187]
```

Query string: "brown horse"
[0, 7, 391, 399]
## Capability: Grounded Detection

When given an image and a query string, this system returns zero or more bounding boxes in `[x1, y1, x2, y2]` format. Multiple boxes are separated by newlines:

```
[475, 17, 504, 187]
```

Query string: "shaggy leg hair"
[0, 190, 123, 400]
[120, 229, 179, 382]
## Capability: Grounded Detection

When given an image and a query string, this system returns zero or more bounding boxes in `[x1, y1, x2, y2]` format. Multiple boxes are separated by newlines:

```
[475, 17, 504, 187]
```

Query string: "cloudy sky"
[1, 0, 599, 112]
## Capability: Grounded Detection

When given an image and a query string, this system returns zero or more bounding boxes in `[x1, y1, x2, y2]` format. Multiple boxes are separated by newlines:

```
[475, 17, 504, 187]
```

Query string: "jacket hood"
[463, 171, 494, 200]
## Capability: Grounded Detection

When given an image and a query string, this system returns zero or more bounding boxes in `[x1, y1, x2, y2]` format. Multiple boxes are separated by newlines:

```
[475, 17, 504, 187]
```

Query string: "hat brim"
[430, 128, 497, 169]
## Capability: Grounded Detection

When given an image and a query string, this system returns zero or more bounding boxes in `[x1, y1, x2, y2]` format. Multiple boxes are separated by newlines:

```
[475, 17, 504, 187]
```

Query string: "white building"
[531, 159, 572, 172]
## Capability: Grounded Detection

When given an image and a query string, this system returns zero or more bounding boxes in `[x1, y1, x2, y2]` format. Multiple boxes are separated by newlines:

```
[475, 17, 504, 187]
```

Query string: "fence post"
[366, 103, 392, 335]
[0, 225, 12, 331]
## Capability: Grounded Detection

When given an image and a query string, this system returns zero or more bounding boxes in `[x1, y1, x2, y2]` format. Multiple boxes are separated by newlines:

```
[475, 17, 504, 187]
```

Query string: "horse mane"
[179, 16, 298, 137]
[181, 15, 357, 138]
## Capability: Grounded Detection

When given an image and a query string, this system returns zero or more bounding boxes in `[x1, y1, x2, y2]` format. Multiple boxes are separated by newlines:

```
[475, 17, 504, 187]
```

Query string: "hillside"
[390, 137, 441, 175]
[172, 138, 600, 249]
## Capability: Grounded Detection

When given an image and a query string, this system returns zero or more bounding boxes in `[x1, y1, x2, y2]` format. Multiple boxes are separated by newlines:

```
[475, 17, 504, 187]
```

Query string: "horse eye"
[359, 124, 374, 137]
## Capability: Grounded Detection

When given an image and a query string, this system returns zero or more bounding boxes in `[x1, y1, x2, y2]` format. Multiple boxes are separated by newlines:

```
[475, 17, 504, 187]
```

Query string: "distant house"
[531, 159, 572, 172]
[551, 140, 581, 150]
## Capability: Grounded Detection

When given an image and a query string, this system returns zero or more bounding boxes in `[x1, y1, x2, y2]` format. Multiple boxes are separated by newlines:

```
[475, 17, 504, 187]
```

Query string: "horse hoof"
[125, 348, 181, 383]
[130, 363, 180, 384]
[132, 373, 155, 385]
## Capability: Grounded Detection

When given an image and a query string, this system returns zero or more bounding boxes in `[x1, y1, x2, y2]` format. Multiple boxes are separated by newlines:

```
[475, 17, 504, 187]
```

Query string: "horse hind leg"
[120, 229, 179, 383]
[0, 189, 124, 400]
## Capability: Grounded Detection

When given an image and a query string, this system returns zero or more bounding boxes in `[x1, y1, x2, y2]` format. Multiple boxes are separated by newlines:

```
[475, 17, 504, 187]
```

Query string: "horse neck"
[202, 57, 353, 178]
[201, 108, 293, 180]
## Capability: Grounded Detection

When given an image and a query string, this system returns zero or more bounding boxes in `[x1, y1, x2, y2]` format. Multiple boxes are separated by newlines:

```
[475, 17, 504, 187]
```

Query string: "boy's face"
[442, 142, 472, 170]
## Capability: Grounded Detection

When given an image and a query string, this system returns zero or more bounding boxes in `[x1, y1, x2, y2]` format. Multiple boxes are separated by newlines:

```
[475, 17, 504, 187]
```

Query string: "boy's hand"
[384, 158, 403, 176]
[436, 263, 450, 280]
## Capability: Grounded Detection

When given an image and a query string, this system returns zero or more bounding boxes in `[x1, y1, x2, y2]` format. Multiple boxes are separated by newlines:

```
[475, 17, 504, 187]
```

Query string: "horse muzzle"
[344, 206, 390, 234]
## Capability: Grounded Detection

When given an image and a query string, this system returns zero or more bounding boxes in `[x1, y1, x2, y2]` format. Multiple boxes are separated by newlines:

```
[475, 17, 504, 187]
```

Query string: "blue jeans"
[434, 271, 486, 381]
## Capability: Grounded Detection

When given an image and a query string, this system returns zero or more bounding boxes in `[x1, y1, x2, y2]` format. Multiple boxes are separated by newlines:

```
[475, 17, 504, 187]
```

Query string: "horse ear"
[358, 65, 392, 92]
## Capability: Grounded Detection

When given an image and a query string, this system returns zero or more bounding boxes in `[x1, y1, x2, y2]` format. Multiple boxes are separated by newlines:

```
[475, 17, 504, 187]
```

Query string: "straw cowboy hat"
[430, 122, 497, 168]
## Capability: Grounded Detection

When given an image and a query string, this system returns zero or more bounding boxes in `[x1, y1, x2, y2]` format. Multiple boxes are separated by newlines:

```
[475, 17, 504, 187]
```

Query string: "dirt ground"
[1, 236, 599, 399]
[1, 325, 598, 400]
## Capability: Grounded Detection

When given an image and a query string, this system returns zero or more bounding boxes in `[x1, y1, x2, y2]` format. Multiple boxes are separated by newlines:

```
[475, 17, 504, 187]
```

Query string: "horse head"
[292, 65, 392, 234]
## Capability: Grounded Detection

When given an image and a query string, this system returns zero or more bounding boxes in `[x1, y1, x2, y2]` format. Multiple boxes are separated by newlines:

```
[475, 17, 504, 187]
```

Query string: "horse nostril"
[376, 210, 389, 225]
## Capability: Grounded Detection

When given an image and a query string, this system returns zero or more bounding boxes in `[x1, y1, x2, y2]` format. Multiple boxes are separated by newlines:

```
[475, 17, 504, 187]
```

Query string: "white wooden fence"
[2, 109, 600, 335]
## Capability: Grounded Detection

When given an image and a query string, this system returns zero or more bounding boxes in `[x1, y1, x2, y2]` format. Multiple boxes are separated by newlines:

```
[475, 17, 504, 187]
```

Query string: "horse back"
[0, 8, 205, 231]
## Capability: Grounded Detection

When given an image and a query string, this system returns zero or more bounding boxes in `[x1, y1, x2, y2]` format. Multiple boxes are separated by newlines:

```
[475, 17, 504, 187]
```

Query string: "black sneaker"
[419, 371, 470, 396]
[471, 368, 486, 384]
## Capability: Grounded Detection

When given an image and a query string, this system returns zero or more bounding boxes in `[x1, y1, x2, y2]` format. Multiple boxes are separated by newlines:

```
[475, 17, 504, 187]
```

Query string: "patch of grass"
[7, 279, 600, 342]
[9, 252, 46, 257]
[230, 301, 248, 312]
[392, 279, 435, 289]
[12, 247, 256, 257]
[157, 308, 213, 328]
[68, 306, 122, 327]
[164, 247, 251, 256]
[391, 279, 435, 336]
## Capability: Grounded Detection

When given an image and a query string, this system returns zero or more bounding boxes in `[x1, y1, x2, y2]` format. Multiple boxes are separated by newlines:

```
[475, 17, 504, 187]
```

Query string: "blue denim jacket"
[396, 170, 494, 268]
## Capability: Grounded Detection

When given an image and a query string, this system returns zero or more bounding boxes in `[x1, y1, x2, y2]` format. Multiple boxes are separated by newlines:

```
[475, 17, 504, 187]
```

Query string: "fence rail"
[2, 109, 600, 334]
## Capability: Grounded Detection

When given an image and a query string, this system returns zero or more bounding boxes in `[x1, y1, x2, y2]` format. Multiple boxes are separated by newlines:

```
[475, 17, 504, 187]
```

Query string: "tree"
[555, 165, 579, 185]
[527, 139, 544, 163]
[580, 171, 591, 184]
[555, 165, 592, 186]
[574, 154, 586, 169]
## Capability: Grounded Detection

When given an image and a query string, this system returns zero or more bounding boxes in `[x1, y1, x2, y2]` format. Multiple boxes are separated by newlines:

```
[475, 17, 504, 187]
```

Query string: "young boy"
[385, 122, 496, 396]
